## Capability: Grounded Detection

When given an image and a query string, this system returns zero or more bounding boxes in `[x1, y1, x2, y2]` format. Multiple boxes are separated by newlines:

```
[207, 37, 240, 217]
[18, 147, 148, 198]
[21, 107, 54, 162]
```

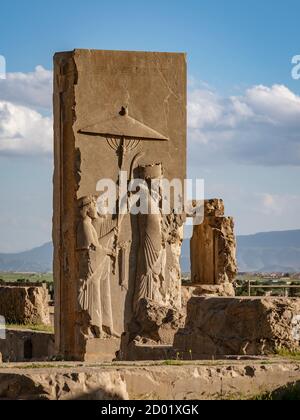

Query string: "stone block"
[174, 297, 300, 357]
[190, 199, 237, 289]
[0, 285, 50, 326]
[0, 329, 54, 362]
[53, 49, 187, 361]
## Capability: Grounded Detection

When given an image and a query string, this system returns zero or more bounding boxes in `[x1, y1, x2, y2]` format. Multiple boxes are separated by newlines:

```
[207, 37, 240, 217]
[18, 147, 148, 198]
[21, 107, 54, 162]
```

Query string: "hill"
[181, 230, 300, 273]
[0, 242, 53, 273]
[1, 230, 300, 273]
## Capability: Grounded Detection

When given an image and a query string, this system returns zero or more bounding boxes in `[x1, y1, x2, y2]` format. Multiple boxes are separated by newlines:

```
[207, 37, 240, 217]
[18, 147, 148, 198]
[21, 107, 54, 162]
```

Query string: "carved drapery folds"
[133, 163, 184, 312]
[134, 164, 166, 310]
[76, 196, 119, 339]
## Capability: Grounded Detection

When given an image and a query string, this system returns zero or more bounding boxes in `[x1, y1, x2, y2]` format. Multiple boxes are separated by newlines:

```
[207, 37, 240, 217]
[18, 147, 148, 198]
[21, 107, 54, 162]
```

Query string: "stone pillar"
[53, 49, 187, 361]
[190, 199, 237, 296]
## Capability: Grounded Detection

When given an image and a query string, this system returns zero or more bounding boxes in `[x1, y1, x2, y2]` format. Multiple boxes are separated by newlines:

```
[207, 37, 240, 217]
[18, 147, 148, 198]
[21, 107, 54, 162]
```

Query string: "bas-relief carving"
[54, 50, 187, 361]
[78, 107, 183, 318]
[77, 120, 183, 338]
[75, 163, 184, 345]
[134, 164, 184, 311]
[80, 106, 169, 142]
[76, 196, 120, 339]
[76, 163, 185, 346]
[134, 164, 166, 310]
[53, 51, 242, 361]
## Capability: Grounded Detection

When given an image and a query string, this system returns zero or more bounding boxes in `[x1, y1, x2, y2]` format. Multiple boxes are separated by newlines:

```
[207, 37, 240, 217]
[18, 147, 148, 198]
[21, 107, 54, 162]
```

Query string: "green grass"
[7, 324, 54, 333]
[275, 348, 300, 361]
[162, 360, 185, 366]
[0, 272, 53, 284]
[14, 364, 74, 370]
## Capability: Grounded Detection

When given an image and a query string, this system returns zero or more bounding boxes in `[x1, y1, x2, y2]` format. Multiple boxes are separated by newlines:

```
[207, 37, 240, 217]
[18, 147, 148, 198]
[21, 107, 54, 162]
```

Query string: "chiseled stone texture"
[121, 297, 300, 360]
[0, 285, 50, 325]
[190, 199, 237, 293]
[0, 361, 300, 400]
[182, 284, 235, 302]
[53, 50, 186, 361]
[0, 329, 54, 363]
[174, 297, 300, 357]
[125, 298, 185, 348]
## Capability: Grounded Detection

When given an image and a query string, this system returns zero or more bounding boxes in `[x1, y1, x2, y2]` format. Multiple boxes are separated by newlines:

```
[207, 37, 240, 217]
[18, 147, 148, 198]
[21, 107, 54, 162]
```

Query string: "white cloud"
[1, 67, 300, 162]
[0, 101, 52, 155]
[188, 84, 300, 166]
[203, 180, 300, 235]
[0, 65, 52, 112]
[261, 193, 277, 213]
[259, 192, 300, 217]
[0, 66, 53, 156]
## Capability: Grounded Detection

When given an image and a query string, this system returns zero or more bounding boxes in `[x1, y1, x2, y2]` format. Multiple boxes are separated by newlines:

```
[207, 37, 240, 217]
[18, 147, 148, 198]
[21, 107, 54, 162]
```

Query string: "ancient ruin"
[0, 48, 299, 401]
[0, 283, 50, 326]
[190, 199, 237, 297]
[50, 49, 300, 364]
[53, 49, 186, 361]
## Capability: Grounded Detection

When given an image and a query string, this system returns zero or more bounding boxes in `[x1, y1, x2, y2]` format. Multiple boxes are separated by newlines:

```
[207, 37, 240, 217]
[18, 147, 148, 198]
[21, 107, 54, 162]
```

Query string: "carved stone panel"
[53, 50, 187, 361]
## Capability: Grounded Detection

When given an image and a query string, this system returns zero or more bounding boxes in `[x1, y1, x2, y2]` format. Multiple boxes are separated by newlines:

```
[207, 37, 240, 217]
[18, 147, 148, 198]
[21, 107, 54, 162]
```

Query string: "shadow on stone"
[256, 381, 300, 400]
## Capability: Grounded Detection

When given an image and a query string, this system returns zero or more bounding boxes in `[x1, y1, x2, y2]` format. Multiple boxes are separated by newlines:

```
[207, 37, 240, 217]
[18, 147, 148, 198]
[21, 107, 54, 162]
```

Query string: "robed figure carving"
[76, 196, 119, 339]
[134, 164, 167, 311]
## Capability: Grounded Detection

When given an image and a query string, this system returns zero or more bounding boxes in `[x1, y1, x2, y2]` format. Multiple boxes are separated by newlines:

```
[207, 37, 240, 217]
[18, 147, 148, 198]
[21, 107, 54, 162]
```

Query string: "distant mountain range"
[181, 229, 300, 273]
[0, 230, 300, 274]
[0, 242, 53, 273]
[236, 230, 300, 273]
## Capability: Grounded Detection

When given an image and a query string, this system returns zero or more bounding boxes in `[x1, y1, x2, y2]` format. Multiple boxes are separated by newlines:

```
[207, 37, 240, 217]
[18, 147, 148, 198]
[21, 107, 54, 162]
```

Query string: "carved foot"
[110, 330, 121, 339]
[105, 326, 121, 338]
[80, 326, 94, 340]
[91, 325, 105, 339]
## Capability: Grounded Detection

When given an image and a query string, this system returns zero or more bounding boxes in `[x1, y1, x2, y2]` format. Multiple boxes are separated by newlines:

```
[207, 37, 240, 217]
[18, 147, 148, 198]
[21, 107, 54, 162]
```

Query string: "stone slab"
[174, 297, 300, 357]
[84, 338, 121, 363]
[0, 360, 299, 400]
[53, 49, 187, 361]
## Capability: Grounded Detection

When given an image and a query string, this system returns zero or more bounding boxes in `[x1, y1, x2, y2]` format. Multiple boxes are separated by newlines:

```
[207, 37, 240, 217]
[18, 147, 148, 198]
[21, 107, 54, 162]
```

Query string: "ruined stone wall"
[0, 285, 50, 326]
[174, 297, 300, 357]
[190, 199, 237, 290]
[0, 329, 54, 363]
[1, 361, 300, 400]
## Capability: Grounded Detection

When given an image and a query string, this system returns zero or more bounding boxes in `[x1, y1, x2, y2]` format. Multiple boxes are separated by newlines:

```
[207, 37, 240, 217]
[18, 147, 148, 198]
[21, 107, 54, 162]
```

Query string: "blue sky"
[0, 0, 300, 252]
[2, 0, 300, 93]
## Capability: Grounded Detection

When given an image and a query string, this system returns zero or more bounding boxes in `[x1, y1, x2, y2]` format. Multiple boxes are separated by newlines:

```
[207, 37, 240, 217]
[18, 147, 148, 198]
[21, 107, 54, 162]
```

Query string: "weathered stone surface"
[182, 284, 235, 302]
[0, 369, 128, 400]
[0, 285, 50, 325]
[0, 329, 54, 363]
[122, 344, 176, 361]
[128, 298, 184, 344]
[0, 361, 300, 400]
[121, 295, 300, 360]
[190, 199, 237, 293]
[174, 297, 300, 357]
[84, 338, 121, 363]
[53, 49, 187, 361]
